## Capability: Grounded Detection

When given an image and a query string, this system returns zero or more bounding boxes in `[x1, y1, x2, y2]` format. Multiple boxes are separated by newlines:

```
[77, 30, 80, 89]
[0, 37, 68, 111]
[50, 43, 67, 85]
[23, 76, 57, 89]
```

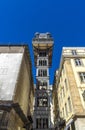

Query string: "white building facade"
[55, 47, 85, 130]
[0, 46, 34, 130]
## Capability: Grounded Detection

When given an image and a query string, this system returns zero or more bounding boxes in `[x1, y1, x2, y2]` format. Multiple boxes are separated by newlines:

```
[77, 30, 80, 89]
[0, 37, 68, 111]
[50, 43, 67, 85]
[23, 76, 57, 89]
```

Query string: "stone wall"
[65, 59, 84, 114]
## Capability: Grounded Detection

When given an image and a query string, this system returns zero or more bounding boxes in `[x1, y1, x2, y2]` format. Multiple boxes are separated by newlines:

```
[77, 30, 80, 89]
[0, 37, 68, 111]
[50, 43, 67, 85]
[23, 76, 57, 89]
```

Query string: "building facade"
[53, 47, 85, 130]
[0, 45, 34, 130]
[32, 33, 54, 130]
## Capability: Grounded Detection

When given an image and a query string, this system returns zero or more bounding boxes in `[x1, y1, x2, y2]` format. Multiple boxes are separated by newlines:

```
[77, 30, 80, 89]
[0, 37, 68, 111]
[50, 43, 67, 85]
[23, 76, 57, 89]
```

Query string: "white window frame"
[74, 59, 83, 66]
[72, 50, 77, 55]
[79, 72, 85, 83]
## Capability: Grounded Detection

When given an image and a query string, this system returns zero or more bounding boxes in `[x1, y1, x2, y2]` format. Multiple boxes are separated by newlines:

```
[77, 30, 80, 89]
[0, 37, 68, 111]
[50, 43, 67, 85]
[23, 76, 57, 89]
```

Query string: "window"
[42, 60, 47, 66]
[38, 69, 47, 77]
[39, 60, 47, 66]
[37, 81, 47, 90]
[68, 97, 72, 112]
[43, 118, 48, 128]
[36, 118, 48, 129]
[72, 50, 77, 55]
[36, 118, 41, 128]
[43, 92, 47, 97]
[43, 82, 47, 86]
[65, 103, 68, 117]
[79, 72, 85, 83]
[39, 52, 47, 57]
[38, 70, 42, 77]
[37, 97, 48, 107]
[82, 90, 85, 101]
[39, 60, 42, 66]
[37, 80, 41, 89]
[65, 79, 68, 90]
[43, 98, 48, 106]
[43, 70, 47, 76]
[62, 87, 65, 97]
[74, 59, 82, 66]
[62, 108, 64, 117]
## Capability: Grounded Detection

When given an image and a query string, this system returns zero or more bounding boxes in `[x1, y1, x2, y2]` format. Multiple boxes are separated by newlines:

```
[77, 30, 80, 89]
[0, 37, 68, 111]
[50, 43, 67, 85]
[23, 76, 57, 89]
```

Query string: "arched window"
[44, 60, 47, 66]
[39, 60, 42, 66]
[43, 70, 47, 76]
[42, 60, 47, 66]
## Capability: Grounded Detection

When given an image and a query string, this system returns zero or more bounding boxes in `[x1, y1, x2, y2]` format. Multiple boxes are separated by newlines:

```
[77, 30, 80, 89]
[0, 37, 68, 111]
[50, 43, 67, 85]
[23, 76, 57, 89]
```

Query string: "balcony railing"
[34, 106, 50, 111]
[33, 38, 53, 42]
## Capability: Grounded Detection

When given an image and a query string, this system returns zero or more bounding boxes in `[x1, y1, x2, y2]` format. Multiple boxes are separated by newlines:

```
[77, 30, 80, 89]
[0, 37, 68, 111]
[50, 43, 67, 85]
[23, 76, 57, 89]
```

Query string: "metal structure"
[32, 32, 54, 130]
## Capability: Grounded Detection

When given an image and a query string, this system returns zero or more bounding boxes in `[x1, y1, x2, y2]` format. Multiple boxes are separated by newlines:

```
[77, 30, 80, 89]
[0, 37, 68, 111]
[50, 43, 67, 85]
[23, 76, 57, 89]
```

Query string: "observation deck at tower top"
[32, 32, 54, 42]
[32, 32, 54, 66]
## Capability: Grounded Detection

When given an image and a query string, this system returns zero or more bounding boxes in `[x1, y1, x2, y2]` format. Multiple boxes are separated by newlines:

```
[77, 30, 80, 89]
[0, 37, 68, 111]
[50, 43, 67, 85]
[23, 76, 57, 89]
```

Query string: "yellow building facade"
[53, 47, 85, 130]
[0, 46, 34, 130]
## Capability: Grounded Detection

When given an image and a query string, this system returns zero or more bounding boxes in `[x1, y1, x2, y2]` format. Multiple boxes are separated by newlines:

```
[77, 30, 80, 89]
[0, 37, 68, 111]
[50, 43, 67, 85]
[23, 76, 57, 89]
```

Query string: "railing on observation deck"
[33, 38, 53, 42]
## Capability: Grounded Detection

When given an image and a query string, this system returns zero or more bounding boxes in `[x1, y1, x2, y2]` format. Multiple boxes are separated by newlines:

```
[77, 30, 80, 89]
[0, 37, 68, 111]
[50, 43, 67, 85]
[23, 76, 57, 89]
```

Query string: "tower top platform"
[32, 33, 54, 66]
[32, 32, 53, 41]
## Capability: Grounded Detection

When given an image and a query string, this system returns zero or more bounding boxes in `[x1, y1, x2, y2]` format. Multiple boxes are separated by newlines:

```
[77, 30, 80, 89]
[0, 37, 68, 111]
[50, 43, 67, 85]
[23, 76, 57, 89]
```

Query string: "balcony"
[32, 38, 53, 42]
[34, 106, 50, 111]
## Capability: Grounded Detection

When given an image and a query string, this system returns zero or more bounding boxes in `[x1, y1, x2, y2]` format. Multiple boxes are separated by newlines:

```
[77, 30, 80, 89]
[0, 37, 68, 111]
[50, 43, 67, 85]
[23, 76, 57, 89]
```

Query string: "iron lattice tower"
[32, 32, 53, 130]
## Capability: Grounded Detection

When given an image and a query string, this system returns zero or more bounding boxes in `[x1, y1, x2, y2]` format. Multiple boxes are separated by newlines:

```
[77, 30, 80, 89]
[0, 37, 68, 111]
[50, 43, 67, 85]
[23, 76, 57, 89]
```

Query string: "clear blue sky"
[0, 0, 85, 84]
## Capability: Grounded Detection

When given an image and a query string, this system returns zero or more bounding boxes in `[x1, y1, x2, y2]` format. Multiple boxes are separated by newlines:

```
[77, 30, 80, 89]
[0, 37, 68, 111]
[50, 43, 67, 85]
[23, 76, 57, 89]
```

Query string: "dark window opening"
[82, 90, 85, 101]
[38, 69, 47, 77]
[43, 118, 48, 128]
[39, 52, 47, 57]
[36, 118, 41, 129]
[74, 59, 82, 66]
[36, 118, 48, 129]
[37, 80, 47, 90]
[79, 72, 85, 83]
[72, 50, 77, 55]
[39, 60, 47, 66]
[37, 97, 48, 107]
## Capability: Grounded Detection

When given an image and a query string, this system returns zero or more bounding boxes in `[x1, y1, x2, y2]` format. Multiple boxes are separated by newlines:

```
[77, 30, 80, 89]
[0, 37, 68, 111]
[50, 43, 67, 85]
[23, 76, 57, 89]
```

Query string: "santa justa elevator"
[32, 32, 54, 130]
